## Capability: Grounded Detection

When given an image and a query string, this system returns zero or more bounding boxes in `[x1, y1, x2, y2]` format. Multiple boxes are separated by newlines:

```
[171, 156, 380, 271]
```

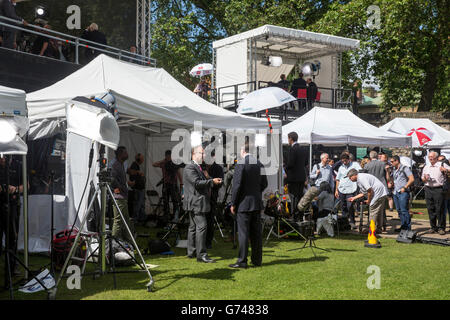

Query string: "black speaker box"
[396, 230, 417, 244]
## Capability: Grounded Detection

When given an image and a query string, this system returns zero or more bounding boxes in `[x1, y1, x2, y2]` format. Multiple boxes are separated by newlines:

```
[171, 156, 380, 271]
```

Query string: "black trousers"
[0, 198, 20, 271]
[236, 211, 262, 266]
[338, 191, 357, 224]
[424, 186, 445, 230]
[1, 30, 15, 49]
[163, 183, 180, 217]
[289, 181, 305, 216]
[187, 212, 208, 259]
[206, 191, 219, 247]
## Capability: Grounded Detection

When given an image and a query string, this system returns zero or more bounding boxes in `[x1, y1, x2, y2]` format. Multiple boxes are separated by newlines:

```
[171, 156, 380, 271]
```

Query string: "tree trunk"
[417, 65, 438, 112]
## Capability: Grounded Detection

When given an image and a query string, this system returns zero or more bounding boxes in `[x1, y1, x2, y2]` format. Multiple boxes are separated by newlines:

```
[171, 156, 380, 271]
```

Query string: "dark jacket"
[111, 160, 128, 200]
[307, 81, 318, 100]
[286, 143, 308, 183]
[0, 0, 22, 33]
[183, 161, 213, 214]
[364, 159, 388, 189]
[0, 0, 22, 21]
[291, 77, 307, 97]
[231, 155, 268, 213]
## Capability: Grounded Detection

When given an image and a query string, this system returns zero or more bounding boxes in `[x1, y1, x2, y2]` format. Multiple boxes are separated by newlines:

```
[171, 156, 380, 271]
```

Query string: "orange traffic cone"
[364, 220, 381, 248]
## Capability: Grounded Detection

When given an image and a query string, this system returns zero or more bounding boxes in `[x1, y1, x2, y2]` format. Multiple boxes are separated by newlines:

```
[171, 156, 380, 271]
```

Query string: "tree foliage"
[15, 1, 448, 112]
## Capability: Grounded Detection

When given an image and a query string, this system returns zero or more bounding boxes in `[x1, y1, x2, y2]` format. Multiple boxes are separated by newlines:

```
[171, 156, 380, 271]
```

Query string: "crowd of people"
[270, 73, 318, 111]
[284, 132, 450, 237]
[0, 1, 143, 65]
[108, 143, 264, 268]
[0, 139, 449, 274]
[103, 139, 450, 270]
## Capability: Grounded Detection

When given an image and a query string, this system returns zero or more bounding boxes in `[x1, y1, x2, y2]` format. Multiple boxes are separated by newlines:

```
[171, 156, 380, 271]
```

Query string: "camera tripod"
[264, 213, 307, 245]
[48, 148, 154, 299]
[160, 208, 189, 245]
[288, 211, 329, 257]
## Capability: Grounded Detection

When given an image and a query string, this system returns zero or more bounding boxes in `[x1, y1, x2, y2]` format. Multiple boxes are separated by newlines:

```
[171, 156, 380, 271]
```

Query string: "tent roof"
[380, 118, 450, 148]
[26, 54, 279, 135]
[213, 25, 359, 58]
[282, 107, 411, 147]
[0, 85, 27, 116]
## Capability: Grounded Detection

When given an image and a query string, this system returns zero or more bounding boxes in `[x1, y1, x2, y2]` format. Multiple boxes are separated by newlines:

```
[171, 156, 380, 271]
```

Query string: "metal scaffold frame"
[136, 0, 152, 59]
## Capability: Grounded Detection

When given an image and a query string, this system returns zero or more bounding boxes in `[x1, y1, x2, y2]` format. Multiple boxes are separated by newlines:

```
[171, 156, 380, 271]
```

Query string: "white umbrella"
[237, 87, 296, 114]
[189, 63, 213, 77]
[406, 127, 434, 147]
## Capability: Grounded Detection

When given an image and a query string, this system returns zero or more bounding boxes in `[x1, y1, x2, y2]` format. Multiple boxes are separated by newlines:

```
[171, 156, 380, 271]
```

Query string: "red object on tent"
[406, 127, 434, 146]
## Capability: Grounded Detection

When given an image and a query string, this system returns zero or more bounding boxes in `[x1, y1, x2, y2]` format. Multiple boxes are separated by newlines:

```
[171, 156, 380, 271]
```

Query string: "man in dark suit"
[291, 72, 307, 110]
[229, 142, 268, 268]
[183, 145, 222, 263]
[285, 131, 308, 220]
[306, 78, 318, 110]
[80, 22, 107, 63]
[0, 0, 28, 49]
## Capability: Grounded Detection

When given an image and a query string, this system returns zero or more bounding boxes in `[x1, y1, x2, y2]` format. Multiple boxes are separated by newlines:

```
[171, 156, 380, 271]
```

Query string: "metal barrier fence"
[0, 16, 156, 66]
[212, 80, 358, 119]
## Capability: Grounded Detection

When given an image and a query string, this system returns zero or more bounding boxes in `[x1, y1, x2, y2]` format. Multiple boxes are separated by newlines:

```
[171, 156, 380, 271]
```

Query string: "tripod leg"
[161, 210, 188, 242]
[265, 224, 274, 245]
[214, 216, 224, 239]
[107, 186, 154, 291]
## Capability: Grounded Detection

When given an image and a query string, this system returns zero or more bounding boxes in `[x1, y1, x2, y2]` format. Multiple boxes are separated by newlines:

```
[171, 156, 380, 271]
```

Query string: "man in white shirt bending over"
[346, 168, 387, 235]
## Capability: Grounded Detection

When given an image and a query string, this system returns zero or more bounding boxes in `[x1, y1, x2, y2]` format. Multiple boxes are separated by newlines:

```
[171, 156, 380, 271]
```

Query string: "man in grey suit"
[183, 145, 222, 263]
[229, 142, 268, 269]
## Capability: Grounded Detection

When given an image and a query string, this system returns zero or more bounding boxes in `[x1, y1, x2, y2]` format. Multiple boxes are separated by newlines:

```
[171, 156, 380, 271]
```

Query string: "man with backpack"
[390, 155, 415, 232]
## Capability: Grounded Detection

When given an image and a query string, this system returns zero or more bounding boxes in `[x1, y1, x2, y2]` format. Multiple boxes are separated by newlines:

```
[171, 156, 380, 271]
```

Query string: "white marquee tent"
[282, 107, 412, 147]
[23, 54, 282, 252]
[282, 107, 412, 172]
[380, 118, 450, 149]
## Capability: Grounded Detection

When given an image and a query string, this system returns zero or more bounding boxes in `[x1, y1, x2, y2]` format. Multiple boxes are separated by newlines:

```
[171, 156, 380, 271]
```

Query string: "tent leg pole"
[309, 143, 312, 173]
[22, 155, 28, 280]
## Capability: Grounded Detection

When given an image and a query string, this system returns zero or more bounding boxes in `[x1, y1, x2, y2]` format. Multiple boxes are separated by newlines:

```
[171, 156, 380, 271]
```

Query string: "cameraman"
[153, 150, 182, 222]
[0, 156, 24, 275]
[128, 153, 146, 224]
[347, 168, 387, 234]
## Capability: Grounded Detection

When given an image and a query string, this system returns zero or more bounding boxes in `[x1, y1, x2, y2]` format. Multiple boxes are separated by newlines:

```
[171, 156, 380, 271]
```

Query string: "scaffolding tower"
[136, 0, 152, 58]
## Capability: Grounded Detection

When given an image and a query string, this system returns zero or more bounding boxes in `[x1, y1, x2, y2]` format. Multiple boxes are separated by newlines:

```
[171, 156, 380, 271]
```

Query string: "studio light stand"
[48, 146, 154, 299]
[288, 211, 329, 257]
[2, 155, 51, 299]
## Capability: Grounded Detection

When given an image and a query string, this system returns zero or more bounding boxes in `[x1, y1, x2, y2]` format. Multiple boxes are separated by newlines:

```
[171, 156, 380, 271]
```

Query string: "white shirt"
[357, 173, 387, 206]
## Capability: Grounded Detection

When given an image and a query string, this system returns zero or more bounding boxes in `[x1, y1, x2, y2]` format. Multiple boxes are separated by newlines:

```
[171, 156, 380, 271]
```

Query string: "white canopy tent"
[282, 107, 412, 171]
[24, 54, 282, 252]
[380, 118, 450, 149]
[282, 107, 412, 146]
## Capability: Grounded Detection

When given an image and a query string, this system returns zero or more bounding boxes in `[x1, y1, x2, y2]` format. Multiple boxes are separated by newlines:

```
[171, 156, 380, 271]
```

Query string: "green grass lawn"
[1, 230, 449, 300]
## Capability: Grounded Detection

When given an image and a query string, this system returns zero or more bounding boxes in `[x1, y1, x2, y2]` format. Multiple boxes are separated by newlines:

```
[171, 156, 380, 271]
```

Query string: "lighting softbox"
[66, 96, 120, 150]
[0, 116, 29, 155]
